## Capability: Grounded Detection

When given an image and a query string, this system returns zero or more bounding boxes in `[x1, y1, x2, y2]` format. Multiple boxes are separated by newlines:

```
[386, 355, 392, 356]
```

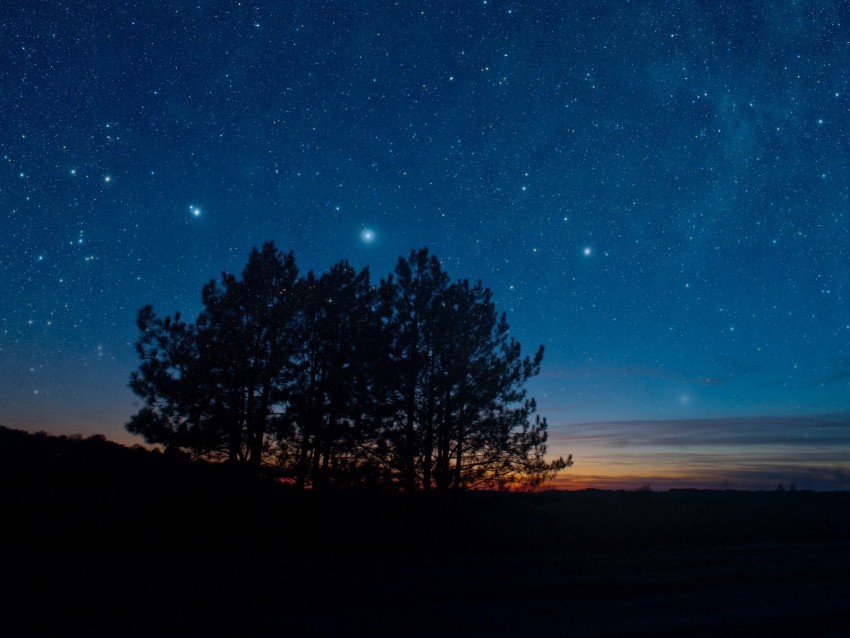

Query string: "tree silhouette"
[430, 278, 567, 490]
[377, 248, 451, 491]
[277, 261, 379, 488]
[375, 249, 570, 491]
[129, 242, 299, 466]
[127, 306, 205, 453]
[127, 243, 570, 489]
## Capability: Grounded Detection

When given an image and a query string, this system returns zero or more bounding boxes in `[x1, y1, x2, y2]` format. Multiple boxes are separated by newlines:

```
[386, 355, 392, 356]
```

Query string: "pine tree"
[128, 243, 570, 489]
[128, 242, 298, 466]
[279, 261, 377, 488]
[377, 248, 450, 491]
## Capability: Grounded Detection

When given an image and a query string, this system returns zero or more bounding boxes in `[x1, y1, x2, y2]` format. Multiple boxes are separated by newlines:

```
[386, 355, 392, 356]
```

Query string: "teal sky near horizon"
[2, 1, 849, 489]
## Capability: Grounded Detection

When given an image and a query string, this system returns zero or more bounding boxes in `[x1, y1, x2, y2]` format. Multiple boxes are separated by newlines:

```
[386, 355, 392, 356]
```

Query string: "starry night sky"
[3, 1, 849, 489]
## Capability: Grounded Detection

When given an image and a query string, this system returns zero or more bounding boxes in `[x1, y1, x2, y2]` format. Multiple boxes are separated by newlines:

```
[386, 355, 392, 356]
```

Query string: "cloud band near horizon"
[547, 413, 850, 491]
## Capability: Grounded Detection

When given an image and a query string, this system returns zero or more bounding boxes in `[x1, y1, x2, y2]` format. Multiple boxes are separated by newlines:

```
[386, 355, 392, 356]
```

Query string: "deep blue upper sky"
[2, 1, 848, 487]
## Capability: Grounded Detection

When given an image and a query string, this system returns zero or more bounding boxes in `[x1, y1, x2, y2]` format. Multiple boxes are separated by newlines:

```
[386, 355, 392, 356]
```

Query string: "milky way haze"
[3, 1, 848, 488]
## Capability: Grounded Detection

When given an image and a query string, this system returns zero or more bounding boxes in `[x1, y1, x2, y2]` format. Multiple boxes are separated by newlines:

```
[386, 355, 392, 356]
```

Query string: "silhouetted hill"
[0, 425, 170, 486]
[3, 425, 850, 553]
[0, 426, 284, 550]
[5, 426, 850, 637]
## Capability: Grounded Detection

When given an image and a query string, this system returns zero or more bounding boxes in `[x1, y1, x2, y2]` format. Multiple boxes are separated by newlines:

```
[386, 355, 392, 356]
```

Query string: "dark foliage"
[128, 243, 299, 466]
[127, 243, 570, 490]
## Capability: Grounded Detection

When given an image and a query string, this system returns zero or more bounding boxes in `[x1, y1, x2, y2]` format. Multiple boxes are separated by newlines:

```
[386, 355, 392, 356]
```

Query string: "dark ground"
[3, 427, 850, 637]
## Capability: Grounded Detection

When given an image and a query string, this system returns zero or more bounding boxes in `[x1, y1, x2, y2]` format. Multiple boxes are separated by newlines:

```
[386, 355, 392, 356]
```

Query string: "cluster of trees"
[128, 242, 570, 491]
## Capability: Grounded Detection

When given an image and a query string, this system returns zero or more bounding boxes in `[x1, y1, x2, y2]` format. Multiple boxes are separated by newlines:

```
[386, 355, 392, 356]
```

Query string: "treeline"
[128, 243, 570, 491]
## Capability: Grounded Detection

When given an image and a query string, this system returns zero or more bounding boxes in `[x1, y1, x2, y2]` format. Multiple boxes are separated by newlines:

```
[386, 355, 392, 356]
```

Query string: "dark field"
[3, 427, 850, 636]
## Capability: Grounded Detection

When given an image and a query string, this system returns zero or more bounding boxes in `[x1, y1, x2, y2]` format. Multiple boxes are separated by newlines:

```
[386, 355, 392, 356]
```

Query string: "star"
[4, 0, 850, 492]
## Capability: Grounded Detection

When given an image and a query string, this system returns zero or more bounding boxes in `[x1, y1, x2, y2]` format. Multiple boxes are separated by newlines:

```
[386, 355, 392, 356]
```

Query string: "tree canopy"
[128, 242, 571, 490]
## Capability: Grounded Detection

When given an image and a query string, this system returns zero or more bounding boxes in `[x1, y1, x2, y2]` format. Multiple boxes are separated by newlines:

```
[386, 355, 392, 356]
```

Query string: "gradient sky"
[2, 1, 849, 489]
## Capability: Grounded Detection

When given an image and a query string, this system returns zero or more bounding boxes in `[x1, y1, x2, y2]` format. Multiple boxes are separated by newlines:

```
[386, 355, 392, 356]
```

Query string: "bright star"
[190, 205, 202, 217]
[583, 247, 592, 256]
[360, 228, 376, 244]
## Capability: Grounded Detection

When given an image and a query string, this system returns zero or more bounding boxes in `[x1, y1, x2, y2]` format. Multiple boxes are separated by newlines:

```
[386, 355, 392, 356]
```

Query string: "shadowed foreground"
[4, 427, 850, 636]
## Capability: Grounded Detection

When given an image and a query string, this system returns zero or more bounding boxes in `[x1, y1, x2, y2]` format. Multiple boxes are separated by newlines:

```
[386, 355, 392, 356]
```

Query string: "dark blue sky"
[2, 1, 848, 488]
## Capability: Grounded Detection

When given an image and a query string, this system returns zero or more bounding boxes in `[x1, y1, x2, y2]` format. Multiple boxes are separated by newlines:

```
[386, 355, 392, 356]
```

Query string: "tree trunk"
[249, 379, 272, 469]
[435, 386, 451, 492]
[422, 365, 436, 492]
[403, 387, 417, 492]
[453, 401, 466, 490]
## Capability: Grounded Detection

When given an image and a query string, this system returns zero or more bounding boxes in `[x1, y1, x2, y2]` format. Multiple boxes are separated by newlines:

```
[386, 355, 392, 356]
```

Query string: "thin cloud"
[547, 414, 850, 491]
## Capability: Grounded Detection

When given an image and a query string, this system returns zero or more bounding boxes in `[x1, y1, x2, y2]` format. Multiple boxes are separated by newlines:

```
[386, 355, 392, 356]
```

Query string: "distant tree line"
[127, 242, 571, 491]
